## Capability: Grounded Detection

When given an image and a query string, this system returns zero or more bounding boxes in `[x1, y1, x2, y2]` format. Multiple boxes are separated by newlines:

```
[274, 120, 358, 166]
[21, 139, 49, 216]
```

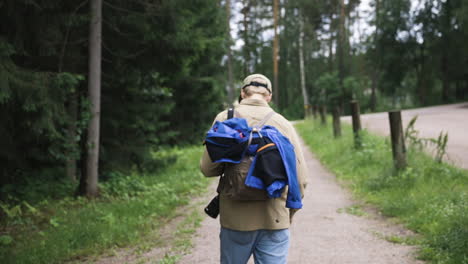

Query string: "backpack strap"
[227, 108, 234, 119]
[227, 107, 242, 119]
[254, 111, 275, 129]
[246, 111, 276, 148]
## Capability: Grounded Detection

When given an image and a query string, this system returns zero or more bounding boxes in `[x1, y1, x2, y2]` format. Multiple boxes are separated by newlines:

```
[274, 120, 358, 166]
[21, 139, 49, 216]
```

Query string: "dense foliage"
[0, 0, 226, 193]
[231, 0, 468, 119]
[0, 147, 209, 264]
[2, 0, 468, 196]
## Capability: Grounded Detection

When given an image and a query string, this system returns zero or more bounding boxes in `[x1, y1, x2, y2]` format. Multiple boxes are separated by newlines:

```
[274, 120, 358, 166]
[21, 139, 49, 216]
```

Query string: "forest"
[0, 0, 468, 262]
[1, 0, 468, 197]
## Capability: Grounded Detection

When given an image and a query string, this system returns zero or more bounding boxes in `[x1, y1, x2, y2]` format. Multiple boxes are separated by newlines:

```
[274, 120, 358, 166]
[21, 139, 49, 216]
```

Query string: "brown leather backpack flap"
[220, 156, 268, 200]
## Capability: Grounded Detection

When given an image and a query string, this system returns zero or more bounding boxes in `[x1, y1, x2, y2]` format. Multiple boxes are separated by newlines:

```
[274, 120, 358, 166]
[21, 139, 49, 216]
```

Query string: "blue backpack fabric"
[205, 116, 303, 209]
[204, 117, 252, 163]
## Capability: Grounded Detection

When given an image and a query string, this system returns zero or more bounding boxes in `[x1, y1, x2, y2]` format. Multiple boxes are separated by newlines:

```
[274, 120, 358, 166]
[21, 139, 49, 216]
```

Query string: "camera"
[204, 195, 220, 219]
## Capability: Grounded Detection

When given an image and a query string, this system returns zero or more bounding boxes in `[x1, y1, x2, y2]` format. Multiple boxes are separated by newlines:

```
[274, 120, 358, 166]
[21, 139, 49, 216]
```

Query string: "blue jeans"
[220, 227, 290, 264]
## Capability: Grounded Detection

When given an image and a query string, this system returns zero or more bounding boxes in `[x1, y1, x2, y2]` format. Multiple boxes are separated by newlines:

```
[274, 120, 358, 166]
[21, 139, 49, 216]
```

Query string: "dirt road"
[341, 102, 468, 169]
[178, 137, 423, 264]
[94, 103, 465, 263]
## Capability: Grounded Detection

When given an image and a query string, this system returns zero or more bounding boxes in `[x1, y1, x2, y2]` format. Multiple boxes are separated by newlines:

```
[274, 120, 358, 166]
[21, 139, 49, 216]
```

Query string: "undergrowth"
[296, 120, 468, 264]
[0, 146, 209, 264]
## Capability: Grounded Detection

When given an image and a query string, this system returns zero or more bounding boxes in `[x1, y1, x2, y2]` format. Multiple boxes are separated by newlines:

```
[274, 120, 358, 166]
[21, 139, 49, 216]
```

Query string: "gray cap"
[242, 74, 272, 94]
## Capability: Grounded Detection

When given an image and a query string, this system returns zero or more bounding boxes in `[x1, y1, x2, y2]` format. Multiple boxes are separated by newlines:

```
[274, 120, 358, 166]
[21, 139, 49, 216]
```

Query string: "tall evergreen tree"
[83, 0, 102, 196]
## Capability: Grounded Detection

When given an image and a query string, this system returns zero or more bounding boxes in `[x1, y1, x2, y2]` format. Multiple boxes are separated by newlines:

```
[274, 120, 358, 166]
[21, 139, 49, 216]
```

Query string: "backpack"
[207, 109, 286, 201]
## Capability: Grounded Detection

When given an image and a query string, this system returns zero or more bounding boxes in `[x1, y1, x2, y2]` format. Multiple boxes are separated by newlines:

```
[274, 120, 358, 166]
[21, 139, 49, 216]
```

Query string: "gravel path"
[178, 137, 424, 264]
[341, 102, 468, 169]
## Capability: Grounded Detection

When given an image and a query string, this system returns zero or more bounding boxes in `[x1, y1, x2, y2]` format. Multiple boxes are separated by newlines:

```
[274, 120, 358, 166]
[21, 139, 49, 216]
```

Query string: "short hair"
[242, 74, 272, 98]
[243, 81, 271, 97]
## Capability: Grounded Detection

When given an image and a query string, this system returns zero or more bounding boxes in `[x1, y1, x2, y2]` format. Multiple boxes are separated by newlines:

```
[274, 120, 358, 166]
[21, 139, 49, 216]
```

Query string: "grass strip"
[0, 146, 209, 264]
[296, 120, 468, 264]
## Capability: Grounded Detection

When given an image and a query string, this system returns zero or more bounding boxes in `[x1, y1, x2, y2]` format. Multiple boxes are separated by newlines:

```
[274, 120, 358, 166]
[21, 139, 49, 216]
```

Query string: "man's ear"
[241, 90, 246, 99]
[266, 93, 272, 103]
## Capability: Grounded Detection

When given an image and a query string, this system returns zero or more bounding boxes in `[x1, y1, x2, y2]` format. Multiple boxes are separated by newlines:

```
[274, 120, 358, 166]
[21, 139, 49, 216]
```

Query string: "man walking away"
[200, 74, 308, 264]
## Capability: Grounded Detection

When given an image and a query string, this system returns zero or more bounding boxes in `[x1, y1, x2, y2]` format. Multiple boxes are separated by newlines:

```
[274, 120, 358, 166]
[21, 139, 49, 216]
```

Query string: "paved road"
[341, 102, 468, 170]
[178, 137, 423, 264]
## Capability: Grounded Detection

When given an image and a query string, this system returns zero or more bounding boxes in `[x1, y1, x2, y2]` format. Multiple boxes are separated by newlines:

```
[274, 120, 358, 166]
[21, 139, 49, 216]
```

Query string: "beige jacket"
[200, 98, 308, 231]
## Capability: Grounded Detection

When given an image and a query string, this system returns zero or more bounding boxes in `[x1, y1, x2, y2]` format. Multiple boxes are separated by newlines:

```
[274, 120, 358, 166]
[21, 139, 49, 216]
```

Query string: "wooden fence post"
[332, 106, 341, 138]
[350, 100, 361, 148]
[305, 105, 312, 119]
[388, 110, 407, 170]
[319, 105, 327, 125]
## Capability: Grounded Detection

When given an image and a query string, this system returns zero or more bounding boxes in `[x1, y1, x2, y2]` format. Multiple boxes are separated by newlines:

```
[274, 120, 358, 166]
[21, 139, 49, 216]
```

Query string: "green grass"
[337, 204, 368, 217]
[157, 210, 204, 264]
[0, 146, 210, 264]
[296, 120, 468, 264]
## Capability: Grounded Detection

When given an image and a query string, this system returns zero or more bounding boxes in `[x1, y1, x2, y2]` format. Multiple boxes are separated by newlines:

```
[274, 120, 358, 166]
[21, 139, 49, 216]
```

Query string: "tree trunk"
[85, 0, 102, 197]
[350, 100, 362, 148]
[337, 0, 346, 86]
[273, 0, 279, 107]
[226, 0, 235, 105]
[241, 0, 250, 76]
[328, 13, 334, 72]
[319, 105, 327, 125]
[417, 44, 427, 106]
[441, 0, 452, 103]
[332, 106, 342, 138]
[76, 144, 88, 195]
[66, 91, 78, 182]
[298, 13, 310, 119]
[370, 70, 377, 111]
[370, 0, 380, 112]
[441, 53, 450, 103]
[455, 80, 464, 99]
[388, 111, 407, 170]
[312, 105, 318, 119]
